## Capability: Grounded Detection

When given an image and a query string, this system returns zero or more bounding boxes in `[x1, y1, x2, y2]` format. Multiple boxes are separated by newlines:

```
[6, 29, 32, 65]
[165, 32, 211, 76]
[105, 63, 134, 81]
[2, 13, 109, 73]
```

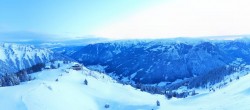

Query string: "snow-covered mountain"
[0, 61, 250, 110]
[1, 39, 250, 109]
[0, 43, 52, 72]
[0, 43, 69, 86]
[56, 39, 250, 91]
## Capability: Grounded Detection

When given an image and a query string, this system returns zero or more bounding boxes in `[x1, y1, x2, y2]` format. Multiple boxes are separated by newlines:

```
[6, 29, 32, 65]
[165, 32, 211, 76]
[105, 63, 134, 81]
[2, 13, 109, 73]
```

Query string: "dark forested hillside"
[56, 39, 250, 89]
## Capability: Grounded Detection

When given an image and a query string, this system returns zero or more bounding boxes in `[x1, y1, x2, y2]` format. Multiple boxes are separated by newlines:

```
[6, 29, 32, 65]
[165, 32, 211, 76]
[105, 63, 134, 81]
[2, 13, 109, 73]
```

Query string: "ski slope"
[167, 73, 250, 110]
[0, 62, 250, 110]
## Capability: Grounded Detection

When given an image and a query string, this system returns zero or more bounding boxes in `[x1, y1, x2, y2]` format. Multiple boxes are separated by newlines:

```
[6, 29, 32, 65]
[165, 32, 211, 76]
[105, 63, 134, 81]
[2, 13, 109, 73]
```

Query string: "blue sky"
[0, 0, 164, 40]
[0, 0, 250, 40]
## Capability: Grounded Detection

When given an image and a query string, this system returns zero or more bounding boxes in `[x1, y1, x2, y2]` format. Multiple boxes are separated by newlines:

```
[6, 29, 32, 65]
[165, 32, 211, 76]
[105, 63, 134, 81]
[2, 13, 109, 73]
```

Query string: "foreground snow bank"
[0, 62, 250, 110]
[0, 63, 163, 110]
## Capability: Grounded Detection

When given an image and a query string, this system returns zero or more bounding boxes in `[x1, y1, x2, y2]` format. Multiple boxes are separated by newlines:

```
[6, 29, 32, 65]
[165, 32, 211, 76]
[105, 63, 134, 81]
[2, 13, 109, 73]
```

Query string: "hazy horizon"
[1, 0, 250, 40]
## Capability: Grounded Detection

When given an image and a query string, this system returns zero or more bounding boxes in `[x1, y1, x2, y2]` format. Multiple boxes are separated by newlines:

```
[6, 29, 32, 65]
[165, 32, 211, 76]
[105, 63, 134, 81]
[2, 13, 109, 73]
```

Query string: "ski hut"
[72, 63, 82, 71]
[44, 65, 51, 69]
[44, 63, 51, 69]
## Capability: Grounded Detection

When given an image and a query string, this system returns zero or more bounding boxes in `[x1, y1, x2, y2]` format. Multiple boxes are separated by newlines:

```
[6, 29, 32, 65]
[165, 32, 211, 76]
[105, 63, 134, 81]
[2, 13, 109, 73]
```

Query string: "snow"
[130, 68, 143, 79]
[0, 46, 7, 61]
[150, 46, 165, 52]
[166, 73, 250, 110]
[0, 43, 52, 69]
[87, 65, 107, 73]
[112, 49, 121, 54]
[130, 72, 137, 79]
[0, 43, 52, 72]
[0, 63, 162, 110]
[1, 62, 250, 110]
[157, 82, 168, 87]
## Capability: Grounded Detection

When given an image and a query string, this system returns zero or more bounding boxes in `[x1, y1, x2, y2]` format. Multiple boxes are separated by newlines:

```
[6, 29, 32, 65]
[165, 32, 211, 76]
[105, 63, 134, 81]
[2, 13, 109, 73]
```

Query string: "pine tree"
[156, 100, 160, 106]
[165, 91, 173, 99]
[236, 76, 239, 80]
[191, 90, 196, 96]
[104, 104, 110, 108]
[84, 79, 88, 85]
[58, 63, 60, 68]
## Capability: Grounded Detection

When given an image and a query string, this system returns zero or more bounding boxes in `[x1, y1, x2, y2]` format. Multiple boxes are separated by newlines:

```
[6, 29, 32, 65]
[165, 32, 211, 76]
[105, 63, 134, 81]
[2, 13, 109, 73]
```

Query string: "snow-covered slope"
[165, 72, 250, 110]
[0, 62, 250, 110]
[0, 43, 73, 87]
[0, 62, 163, 110]
[0, 43, 53, 74]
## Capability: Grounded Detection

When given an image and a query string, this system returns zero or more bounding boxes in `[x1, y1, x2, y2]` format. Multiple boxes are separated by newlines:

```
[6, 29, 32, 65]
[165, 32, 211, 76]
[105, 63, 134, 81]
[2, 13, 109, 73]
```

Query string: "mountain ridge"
[56, 39, 250, 91]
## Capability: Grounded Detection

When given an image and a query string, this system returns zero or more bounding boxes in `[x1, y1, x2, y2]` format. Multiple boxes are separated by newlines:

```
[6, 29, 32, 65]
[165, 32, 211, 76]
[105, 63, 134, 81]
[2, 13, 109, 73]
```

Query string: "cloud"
[93, 0, 250, 39]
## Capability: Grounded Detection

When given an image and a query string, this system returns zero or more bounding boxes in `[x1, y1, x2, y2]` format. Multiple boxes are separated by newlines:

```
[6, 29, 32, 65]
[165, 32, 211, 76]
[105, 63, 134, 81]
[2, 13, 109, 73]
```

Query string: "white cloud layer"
[93, 0, 250, 39]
